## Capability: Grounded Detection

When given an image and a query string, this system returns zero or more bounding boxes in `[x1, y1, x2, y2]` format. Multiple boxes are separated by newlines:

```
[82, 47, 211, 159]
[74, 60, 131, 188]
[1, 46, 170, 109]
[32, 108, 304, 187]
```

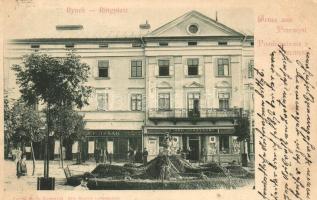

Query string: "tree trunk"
[59, 136, 64, 168]
[30, 141, 36, 176]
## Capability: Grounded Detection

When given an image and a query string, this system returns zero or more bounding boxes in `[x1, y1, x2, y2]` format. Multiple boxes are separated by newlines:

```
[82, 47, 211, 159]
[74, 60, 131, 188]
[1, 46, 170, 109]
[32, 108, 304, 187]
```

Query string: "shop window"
[158, 60, 170, 76]
[219, 135, 229, 154]
[232, 136, 240, 153]
[131, 94, 142, 111]
[217, 58, 229, 76]
[131, 60, 142, 77]
[158, 93, 170, 110]
[187, 58, 199, 76]
[98, 60, 109, 78]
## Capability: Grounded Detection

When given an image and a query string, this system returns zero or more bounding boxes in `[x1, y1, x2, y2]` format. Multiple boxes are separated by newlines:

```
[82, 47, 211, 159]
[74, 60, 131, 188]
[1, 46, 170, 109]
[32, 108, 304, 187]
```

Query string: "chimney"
[215, 11, 218, 22]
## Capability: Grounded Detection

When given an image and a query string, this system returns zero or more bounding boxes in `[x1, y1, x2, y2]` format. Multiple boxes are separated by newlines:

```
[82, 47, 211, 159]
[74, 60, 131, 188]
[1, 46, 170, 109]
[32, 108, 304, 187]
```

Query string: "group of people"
[177, 147, 208, 163]
[94, 147, 149, 165]
[94, 148, 113, 164]
[128, 147, 148, 165]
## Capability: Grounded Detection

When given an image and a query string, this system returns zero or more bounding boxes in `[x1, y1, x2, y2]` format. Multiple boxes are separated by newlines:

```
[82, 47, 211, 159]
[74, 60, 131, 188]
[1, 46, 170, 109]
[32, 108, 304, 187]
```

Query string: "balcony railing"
[148, 108, 247, 124]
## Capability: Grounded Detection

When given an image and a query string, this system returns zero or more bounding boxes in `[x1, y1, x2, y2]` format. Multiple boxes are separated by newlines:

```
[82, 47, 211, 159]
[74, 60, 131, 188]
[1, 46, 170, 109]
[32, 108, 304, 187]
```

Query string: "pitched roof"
[146, 10, 244, 37]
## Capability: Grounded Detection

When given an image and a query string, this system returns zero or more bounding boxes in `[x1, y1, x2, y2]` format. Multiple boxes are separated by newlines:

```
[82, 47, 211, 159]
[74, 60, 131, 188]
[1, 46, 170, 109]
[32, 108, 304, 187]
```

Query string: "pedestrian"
[107, 149, 113, 165]
[201, 147, 207, 163]
[94, 148, 100, 164]
[186, 147, 191, 160]
[128, 147, 135, 163]
[142, 148, 148, 165]
[16, 154, 27, 178]
[132, 149, 137, 163]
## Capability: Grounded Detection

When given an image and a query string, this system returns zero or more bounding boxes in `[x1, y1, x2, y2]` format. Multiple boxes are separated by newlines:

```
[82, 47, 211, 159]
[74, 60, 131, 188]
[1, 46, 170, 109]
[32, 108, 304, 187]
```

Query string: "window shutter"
[184, 59, 188, 76]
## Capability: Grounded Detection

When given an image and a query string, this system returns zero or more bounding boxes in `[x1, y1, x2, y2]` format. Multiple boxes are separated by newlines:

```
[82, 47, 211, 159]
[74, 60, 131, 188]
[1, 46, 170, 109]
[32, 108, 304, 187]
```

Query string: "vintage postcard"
[0, 0, 316, 200]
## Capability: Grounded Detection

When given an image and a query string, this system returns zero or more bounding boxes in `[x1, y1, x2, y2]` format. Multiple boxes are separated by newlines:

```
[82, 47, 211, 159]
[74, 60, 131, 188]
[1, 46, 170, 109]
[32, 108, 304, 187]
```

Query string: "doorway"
[188, 139, 199, 161]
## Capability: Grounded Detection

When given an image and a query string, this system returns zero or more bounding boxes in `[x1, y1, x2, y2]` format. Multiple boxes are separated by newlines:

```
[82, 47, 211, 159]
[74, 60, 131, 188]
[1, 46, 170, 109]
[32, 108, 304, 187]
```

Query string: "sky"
[3, 0, 254, 39]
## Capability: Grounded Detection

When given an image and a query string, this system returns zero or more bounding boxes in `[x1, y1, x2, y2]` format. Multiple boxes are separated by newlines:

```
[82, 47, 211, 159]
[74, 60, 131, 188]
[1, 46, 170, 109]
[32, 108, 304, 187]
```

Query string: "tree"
[8, 100, 45, 175]
[4, 94, 13, 159]
[48, 106, 87, 167]
[12, 52, 92, 176]
[12, 52, 92, 108]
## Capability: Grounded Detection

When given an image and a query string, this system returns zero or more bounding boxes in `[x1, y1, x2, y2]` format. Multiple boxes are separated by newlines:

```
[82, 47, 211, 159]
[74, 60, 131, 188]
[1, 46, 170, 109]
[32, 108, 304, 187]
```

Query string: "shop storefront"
[83, 130, 142, 162]
[144, 127, 241, 163]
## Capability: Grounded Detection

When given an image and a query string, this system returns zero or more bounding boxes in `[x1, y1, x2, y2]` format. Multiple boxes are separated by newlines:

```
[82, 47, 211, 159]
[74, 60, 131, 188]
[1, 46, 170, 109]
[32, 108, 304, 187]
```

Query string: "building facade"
[4, 11, 254, 164]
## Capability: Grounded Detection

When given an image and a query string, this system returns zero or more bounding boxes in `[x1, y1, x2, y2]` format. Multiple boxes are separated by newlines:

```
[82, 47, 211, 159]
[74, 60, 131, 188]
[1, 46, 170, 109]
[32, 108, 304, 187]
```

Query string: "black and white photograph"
[3, 0, 254, 192]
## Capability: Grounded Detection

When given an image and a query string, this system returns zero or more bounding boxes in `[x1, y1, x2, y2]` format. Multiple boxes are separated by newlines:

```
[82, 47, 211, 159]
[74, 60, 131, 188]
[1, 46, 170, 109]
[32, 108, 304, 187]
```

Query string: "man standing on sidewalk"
[142, 148, 148, 165]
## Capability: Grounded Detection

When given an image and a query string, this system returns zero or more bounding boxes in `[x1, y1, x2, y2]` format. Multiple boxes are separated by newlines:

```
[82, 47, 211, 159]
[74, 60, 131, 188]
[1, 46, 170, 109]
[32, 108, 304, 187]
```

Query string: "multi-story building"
[4, 10, 254, 164]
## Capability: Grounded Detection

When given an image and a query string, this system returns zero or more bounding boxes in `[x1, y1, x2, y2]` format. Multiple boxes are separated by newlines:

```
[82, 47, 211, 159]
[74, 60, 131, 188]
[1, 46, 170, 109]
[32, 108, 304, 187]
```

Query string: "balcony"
[148, 108, 247, 125]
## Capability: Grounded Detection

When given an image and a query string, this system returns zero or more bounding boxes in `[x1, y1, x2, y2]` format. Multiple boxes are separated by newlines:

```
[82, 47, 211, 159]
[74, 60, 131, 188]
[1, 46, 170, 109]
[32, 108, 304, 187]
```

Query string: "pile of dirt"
[90, 155, 226, 180]
[91, 164, 142, 178]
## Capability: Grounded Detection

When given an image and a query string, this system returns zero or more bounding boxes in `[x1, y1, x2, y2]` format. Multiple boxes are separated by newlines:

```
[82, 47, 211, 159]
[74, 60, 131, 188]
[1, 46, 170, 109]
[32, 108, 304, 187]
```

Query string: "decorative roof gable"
[146, 10, 243, 37]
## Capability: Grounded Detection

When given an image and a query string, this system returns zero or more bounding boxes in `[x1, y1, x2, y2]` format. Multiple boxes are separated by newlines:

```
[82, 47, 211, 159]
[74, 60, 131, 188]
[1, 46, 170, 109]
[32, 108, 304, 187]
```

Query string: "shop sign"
[88, 130, 141, 137]
[147, 128, 218, 134]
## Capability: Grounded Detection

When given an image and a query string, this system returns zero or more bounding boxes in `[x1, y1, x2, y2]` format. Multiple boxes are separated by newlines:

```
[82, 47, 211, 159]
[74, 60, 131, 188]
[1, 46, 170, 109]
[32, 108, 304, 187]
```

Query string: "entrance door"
[188, 139, 199, 161]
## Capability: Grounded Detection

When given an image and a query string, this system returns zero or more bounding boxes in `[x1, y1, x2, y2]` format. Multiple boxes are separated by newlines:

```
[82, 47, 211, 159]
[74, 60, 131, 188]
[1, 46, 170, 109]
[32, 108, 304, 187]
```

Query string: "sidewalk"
[3, 159, 96, 191]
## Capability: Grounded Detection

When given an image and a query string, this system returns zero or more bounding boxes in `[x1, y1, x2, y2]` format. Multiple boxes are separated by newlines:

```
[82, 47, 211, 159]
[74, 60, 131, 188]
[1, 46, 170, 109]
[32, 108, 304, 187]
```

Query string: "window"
[65, 43, 75, 48]
[99, 43, 109, 48]
[188, 24, 199, 34]
[248, 60, 254, 78]
[219, 136, 229, 154]
[131, 94, 142, 111]
[56, 25, 83, 30]
[159, 42, 168, 46]
[97, 93, 108, 111]
[218, 41, 228, 46]
[250, 41, 254, 46]
[158, 93, 170, 110]
[98, 60, 109, 78]
[158, 60, 170, 76]
[31, 44, 40, 48]
[217, 58, 230, 76]
[188, 41, 197, 46]
[132, 43, 141, 47]
[187, 58, 199, 76]
[131, 60, 142, 77]
[219, 93, 230, 110]
[188, 93, 200, 117]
